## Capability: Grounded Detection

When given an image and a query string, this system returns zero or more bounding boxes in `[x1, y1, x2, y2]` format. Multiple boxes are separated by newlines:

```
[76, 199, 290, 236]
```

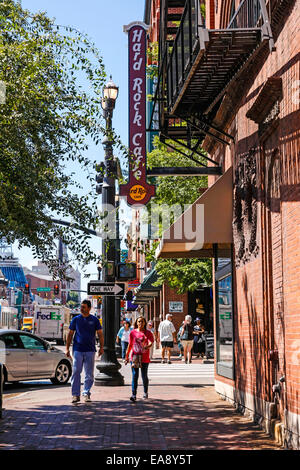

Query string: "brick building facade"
[204, 0, 300, 449]
[146, 0, 300, 448]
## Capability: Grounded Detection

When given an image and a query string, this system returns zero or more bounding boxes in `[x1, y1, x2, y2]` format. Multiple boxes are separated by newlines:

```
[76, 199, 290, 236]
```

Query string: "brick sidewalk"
[0, 365, 281, 450]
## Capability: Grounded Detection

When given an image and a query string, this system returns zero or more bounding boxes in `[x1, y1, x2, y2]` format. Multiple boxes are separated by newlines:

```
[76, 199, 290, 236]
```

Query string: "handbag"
[181, 326, 189, 340]
[131, 354, 142, 368]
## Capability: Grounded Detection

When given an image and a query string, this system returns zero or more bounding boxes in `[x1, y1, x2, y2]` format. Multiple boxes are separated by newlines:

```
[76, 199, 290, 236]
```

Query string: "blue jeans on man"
[71, 351, 95, 397]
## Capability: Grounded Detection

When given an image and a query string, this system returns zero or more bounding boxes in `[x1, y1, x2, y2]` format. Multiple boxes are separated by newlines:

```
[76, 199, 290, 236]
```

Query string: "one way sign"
[87, 282, 125, 296]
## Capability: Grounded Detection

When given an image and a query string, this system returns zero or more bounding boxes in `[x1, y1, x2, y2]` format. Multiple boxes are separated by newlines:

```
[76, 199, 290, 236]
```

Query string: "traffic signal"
[95, 162, 105, 195]
[24, 283, 30, 294]
[54, 284, 60, 295]
[116, 263, 137, 280]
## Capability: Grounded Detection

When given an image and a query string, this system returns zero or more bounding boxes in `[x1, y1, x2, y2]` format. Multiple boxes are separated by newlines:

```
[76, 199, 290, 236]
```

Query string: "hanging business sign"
[119, 21, 156, 206]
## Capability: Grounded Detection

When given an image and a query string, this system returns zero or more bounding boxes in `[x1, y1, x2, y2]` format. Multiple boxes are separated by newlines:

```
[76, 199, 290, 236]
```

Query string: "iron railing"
[166, 0, 202, 111]
[148, 0, 274, 134]
[228, 0, 263, 29]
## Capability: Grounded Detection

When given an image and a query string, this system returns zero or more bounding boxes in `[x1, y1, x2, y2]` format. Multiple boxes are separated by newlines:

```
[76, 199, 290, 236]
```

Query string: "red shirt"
[128, 329, 154, 363]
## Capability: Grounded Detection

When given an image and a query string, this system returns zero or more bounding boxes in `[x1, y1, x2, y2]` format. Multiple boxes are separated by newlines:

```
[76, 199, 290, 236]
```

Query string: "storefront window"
[214, 248, 234, 379]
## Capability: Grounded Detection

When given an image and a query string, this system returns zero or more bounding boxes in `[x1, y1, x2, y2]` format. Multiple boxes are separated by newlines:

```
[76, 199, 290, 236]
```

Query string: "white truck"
[33, 305, 71, 345]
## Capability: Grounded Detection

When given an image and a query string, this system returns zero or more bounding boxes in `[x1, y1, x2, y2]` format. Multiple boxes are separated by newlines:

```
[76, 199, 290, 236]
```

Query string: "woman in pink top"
[125, 316, 154, 402]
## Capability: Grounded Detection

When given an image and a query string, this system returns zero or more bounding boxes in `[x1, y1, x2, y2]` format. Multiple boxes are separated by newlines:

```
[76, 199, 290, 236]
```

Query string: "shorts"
[181, 340, 194, 348]
[161, 341, 174, 348]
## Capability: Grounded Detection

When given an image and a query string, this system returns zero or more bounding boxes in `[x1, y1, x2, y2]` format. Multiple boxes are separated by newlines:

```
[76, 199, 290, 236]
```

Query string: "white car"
[0, 330, 72, 385]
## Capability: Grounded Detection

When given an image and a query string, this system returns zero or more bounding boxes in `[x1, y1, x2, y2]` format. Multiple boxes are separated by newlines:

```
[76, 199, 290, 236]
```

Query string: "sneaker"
[130, 395, 136, 402]
[167, 360, 171, 364]
[83, 393, 91, 403]
[72, 396, 80, 404]
[161, 359, 165, 364]
[142, 393, 148, 400]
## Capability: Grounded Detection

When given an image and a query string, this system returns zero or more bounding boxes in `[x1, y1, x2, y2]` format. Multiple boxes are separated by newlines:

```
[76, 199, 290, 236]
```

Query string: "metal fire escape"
[147, 0, 274, 176]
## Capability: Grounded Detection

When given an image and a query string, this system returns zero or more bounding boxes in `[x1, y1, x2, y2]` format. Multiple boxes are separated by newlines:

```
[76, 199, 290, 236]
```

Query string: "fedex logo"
[37, 312, 62, 321]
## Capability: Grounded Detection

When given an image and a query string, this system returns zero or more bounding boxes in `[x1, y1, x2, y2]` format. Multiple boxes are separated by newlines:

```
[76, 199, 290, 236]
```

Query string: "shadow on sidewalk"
[0, 394, 280, 450]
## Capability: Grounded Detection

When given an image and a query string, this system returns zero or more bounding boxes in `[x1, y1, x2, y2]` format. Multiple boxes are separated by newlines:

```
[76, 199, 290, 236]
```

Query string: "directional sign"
[37, 287, 51, 292]
[87, 282, 125, 296]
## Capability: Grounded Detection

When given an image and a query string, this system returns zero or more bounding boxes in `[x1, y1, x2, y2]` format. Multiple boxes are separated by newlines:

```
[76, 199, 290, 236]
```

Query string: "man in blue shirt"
[66, 299, 104, 404]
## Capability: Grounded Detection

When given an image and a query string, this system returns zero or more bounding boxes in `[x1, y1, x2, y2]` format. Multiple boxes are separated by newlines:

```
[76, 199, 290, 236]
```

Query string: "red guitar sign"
[119, 22, 156, 206]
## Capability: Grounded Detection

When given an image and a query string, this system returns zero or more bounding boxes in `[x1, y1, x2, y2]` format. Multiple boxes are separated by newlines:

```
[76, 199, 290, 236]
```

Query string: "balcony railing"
[228, 0, 263, 29]
[167, 0, 201, 112]
[149, 0, 274, 139]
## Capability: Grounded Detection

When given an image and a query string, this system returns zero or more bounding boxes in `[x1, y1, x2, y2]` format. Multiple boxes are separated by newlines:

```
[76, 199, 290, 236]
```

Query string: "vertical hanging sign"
[119, 22, 156, 206]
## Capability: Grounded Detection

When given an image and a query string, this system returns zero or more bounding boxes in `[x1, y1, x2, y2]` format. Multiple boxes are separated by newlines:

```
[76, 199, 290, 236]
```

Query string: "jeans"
[131, 362, 149, 396]
[121, 341, 129, 359]
[71, 350, 95, 397]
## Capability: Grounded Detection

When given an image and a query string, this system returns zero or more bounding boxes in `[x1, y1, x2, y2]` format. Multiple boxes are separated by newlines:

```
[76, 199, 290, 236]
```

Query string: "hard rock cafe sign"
[119, 22, 156, 206]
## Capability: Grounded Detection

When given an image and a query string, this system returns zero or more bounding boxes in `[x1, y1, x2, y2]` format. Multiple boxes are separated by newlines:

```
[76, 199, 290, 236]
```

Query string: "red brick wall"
[163, 283, 188, 332]
[26, 274, 59, 302]
[149, 0, 160, 43]
[212, 0, 300, 420]
[205, 0, 216, 29]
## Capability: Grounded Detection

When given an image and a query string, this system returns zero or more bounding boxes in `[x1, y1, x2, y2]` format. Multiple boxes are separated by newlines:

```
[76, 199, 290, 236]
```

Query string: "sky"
[14, 0, 145, 290]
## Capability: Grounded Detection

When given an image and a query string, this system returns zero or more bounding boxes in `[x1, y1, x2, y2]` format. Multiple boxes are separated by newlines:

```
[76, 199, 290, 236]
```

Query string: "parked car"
[0, 330, 72, 386]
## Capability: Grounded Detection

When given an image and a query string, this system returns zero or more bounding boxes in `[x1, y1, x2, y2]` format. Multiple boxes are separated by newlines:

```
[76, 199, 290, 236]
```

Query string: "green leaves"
[0, 0, 108, 276]
[153, 258, 212, 294]
[146, 136, 212, 293]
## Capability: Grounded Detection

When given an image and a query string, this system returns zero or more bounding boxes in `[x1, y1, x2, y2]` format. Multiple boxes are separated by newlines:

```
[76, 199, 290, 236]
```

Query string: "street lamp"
[94, 76, 124, 386]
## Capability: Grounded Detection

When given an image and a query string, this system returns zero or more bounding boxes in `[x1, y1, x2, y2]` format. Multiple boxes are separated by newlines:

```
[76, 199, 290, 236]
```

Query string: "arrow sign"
[87, 282, 125, 296]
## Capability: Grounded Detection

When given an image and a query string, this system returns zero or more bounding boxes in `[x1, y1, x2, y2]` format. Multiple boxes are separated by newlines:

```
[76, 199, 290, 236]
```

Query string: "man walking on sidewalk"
[66, 299, 104, 404]
[157, 314, 176, 364]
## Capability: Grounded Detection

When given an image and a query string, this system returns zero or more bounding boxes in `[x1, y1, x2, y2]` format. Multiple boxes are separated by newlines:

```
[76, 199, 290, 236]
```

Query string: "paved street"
[0, 349, 281, 451]
[147, 361, 214, 385]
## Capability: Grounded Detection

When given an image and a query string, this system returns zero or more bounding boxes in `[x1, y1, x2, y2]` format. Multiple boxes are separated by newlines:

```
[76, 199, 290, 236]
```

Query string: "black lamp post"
[94, 76, 124, 386]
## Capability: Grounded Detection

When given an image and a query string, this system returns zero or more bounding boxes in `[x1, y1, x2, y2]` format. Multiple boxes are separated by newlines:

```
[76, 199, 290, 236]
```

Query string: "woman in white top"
[116, 321, 131, 360]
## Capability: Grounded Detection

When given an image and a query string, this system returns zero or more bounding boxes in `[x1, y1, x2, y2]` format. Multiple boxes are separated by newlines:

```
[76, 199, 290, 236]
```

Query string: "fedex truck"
[33, 305, 72, 345]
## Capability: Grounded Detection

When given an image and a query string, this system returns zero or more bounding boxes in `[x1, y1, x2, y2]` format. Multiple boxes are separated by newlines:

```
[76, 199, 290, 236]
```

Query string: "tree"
[67, 291, 80, 309]
[145, 137, 212, 293]
[0, 0, 113, 277]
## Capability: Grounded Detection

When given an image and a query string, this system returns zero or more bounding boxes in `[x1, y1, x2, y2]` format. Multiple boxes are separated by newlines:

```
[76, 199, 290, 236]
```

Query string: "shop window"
[188, 287, 213, 333]
[214, 246, 234, 379]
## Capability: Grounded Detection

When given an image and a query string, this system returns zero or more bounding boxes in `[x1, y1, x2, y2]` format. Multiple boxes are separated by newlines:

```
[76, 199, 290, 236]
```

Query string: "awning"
[134, 268, 161, 304]
[135, 269, 160, 294]
[0, 265, 28, 288]
[156, 167, 233, 259]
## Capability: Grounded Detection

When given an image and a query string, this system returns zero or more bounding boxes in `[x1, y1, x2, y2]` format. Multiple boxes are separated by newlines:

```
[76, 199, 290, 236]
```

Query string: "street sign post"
[36, 287, 51, 292]
[87, 282, 125, 297]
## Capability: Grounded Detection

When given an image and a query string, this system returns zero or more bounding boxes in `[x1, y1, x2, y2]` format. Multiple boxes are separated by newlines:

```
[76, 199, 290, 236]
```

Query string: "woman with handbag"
[193, 318, 205, 358]
[180, 315, 194, 364]
[125, 316, 154, 402]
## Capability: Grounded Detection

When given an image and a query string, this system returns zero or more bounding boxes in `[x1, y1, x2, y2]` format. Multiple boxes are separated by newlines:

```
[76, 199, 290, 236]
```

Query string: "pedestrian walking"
[177, 321, 184, 359]
[157, 313, 176, 364]
[66, 300, 104, 404]
[146, 320, 155, 359]
[125, 315, 154, 402]
[180, 315, 194, 364]
[116, 320, 131, 361]
[192, 318, 205, 358]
